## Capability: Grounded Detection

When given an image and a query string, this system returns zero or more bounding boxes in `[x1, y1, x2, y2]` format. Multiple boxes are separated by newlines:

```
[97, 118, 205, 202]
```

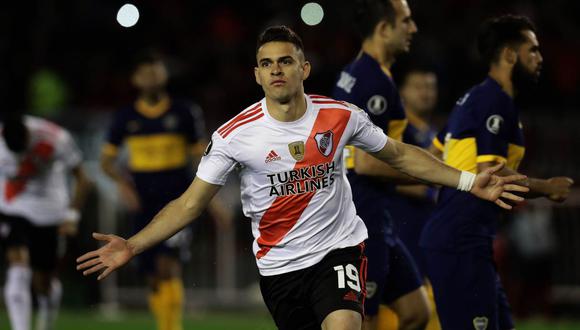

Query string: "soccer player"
[383, 66, 441, 330]
[100, 51, 217, 330]
[332, 1, 431, 329]
[419, 15, 574, 330]
[0, 112, 91, 330]
[78, 26, 527, 330]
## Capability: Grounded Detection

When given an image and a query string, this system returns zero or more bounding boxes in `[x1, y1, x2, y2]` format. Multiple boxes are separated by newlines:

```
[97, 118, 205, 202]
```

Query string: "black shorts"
[0, 213, 59, 271]
[260, 244, 367, 330]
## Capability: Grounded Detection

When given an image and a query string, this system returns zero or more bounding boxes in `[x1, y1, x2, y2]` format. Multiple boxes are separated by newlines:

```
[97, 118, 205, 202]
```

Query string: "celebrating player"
[78, 26, 528, 330]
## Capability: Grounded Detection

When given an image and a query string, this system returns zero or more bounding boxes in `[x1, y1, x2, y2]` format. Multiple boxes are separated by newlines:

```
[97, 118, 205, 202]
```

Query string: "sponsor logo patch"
[473, 316, 489, 330]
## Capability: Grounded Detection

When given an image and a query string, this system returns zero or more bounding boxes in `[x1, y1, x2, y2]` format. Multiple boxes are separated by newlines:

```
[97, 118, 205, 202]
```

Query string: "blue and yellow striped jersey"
[102, 97, 206, 200]
[332, 52, 408, 244]
[420, 77, 525, 252]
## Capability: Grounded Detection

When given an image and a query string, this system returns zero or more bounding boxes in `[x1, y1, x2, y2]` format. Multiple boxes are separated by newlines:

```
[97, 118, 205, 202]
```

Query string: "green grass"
[1, 309, 579, 330]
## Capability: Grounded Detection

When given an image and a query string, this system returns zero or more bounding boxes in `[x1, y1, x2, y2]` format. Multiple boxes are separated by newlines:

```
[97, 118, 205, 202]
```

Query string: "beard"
[512, 60, 540, 95]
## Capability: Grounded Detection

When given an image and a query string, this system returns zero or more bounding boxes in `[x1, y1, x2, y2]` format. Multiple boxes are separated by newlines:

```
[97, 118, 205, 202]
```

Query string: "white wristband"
[64, 208, 81, 223]
[457, 171, 476, 192]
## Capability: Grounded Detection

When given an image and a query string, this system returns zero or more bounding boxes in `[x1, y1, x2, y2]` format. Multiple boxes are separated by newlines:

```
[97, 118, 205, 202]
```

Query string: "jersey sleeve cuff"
[367, 134, 389, 153]
[432, 137, 444, 152]
[195, 172, 227, 186]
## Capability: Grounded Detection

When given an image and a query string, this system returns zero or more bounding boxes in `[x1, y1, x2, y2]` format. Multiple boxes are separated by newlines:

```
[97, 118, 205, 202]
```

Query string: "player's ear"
[376, 20, 394, 40]
[254, 67, 262, 86]
[302, 61, 311, 80]
[501, 47, 518, 66]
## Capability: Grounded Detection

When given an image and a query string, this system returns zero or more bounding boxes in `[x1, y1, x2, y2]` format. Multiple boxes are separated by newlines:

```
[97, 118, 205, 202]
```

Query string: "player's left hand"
[470, 163, 529, 210]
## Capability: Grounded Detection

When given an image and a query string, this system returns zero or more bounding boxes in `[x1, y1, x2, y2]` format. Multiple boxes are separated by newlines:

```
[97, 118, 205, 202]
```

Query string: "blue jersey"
[103, 97, 206, 202]
[420, 77, 525, 252]
[332, 52, 407, 245]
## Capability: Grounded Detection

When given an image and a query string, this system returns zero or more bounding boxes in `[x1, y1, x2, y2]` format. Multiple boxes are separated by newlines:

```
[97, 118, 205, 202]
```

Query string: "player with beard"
[419, 15, 573, 330]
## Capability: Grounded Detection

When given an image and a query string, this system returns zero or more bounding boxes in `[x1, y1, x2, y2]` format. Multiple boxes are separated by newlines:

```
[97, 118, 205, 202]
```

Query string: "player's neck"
[488, 67, 514, 98]
[361, 41, 396, 71]
[406, 109, 430, 131]
[265, 93, 307, 122]
[139, 91, 168, 105]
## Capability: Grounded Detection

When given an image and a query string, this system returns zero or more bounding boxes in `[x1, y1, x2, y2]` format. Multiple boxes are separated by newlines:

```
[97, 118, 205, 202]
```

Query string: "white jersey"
[0, 116, 82, 226]
[197, 95, 388, 276]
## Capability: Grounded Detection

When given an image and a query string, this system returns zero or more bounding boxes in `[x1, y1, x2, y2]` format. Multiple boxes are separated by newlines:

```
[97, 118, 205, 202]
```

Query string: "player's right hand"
[76, 233, 134, 280]
[546, 177, 574, 202]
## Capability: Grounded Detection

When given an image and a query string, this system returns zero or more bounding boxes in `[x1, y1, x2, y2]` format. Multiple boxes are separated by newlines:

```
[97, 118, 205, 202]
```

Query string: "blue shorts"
[424, 249, 515, 330]
[364, 237, 423, 316]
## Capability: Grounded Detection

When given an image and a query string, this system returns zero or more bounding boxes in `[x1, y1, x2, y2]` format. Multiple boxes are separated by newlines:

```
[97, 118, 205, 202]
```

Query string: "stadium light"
[301, 2, 324, 26]
[116, 3, 140, 28]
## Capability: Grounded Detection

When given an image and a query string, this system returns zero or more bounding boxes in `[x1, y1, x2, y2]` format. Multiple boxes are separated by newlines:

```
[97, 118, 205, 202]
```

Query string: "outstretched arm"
[77, 177, 221, 280]
[478, 162, 574, 202]
[372, 139, 529, 209]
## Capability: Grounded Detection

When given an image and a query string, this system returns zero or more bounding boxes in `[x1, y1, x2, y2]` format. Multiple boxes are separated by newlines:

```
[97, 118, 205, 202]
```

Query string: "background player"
[79, 26, 527, 330]
[100, 51, 230, 330]
[420, 15, 574, 330]
[0, 112, 91, 330]
[333, 1, 430, 329]
[377, 65, 441, 330]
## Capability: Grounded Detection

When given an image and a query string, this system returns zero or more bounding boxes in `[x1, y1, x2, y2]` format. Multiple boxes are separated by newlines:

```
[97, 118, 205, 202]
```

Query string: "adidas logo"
[343, 291, 358, 302]
[265, 150, 281, 163]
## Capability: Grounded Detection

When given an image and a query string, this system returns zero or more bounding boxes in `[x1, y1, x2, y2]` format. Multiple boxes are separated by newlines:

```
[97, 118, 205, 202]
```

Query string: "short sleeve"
[473, 98, 513, 164]
[104, 109, 127, 147]
[348, 105, 389, 153]
[56, 129, 82, 168]
[195, 132, 238, 185]
[432, 125, 447, 152]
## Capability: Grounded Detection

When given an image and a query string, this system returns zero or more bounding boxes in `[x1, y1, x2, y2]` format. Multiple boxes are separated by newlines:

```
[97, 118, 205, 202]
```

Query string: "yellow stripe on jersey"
[432, 136, 444, 152]
[507, 144, 525, 171]
[476, 154, 507, 165]
[126, 133, 188, 172]
[102, 143, 119, 157]
[443, 138, 477, 173]
[388, 119, 408, 142]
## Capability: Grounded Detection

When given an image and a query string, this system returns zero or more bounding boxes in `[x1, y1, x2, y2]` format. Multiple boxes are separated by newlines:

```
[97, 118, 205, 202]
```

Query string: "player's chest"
[125, 112, 182, 135]
[233, 126, 344, 173]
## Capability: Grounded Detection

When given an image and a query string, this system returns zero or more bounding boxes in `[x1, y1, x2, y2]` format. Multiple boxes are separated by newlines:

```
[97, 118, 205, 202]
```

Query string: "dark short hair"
[399, 63, 437, 86]
[477, 15, 536, 66]
[2, 112, 28, 153]
[132, 49, 164, 72]
[256, 26, 304, 54]
[354, 0, 396, 39]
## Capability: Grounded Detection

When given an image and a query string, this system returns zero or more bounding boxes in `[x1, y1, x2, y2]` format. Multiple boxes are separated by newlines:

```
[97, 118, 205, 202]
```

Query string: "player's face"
[132, 61, 168, 93]
[400, 72, 437, 116]
[255, 41, 311, 104]
[387, 0, 418, 54]
[516, 30, 543, 82]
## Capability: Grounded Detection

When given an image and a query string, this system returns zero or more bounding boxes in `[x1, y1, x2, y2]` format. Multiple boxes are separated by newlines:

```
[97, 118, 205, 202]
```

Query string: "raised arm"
[372, 138, 529, 209]
[77, 176, 221, 280]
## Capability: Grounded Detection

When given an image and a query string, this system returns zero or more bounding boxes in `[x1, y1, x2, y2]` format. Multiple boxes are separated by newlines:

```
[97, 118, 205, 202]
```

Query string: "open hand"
[470, 163, 529, 209]
[76, 233, 134, 280]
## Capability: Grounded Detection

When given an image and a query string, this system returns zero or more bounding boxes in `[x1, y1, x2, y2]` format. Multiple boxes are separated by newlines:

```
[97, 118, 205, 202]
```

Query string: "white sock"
[4, 265, 32, 330]
[35, 279, 62, 330]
